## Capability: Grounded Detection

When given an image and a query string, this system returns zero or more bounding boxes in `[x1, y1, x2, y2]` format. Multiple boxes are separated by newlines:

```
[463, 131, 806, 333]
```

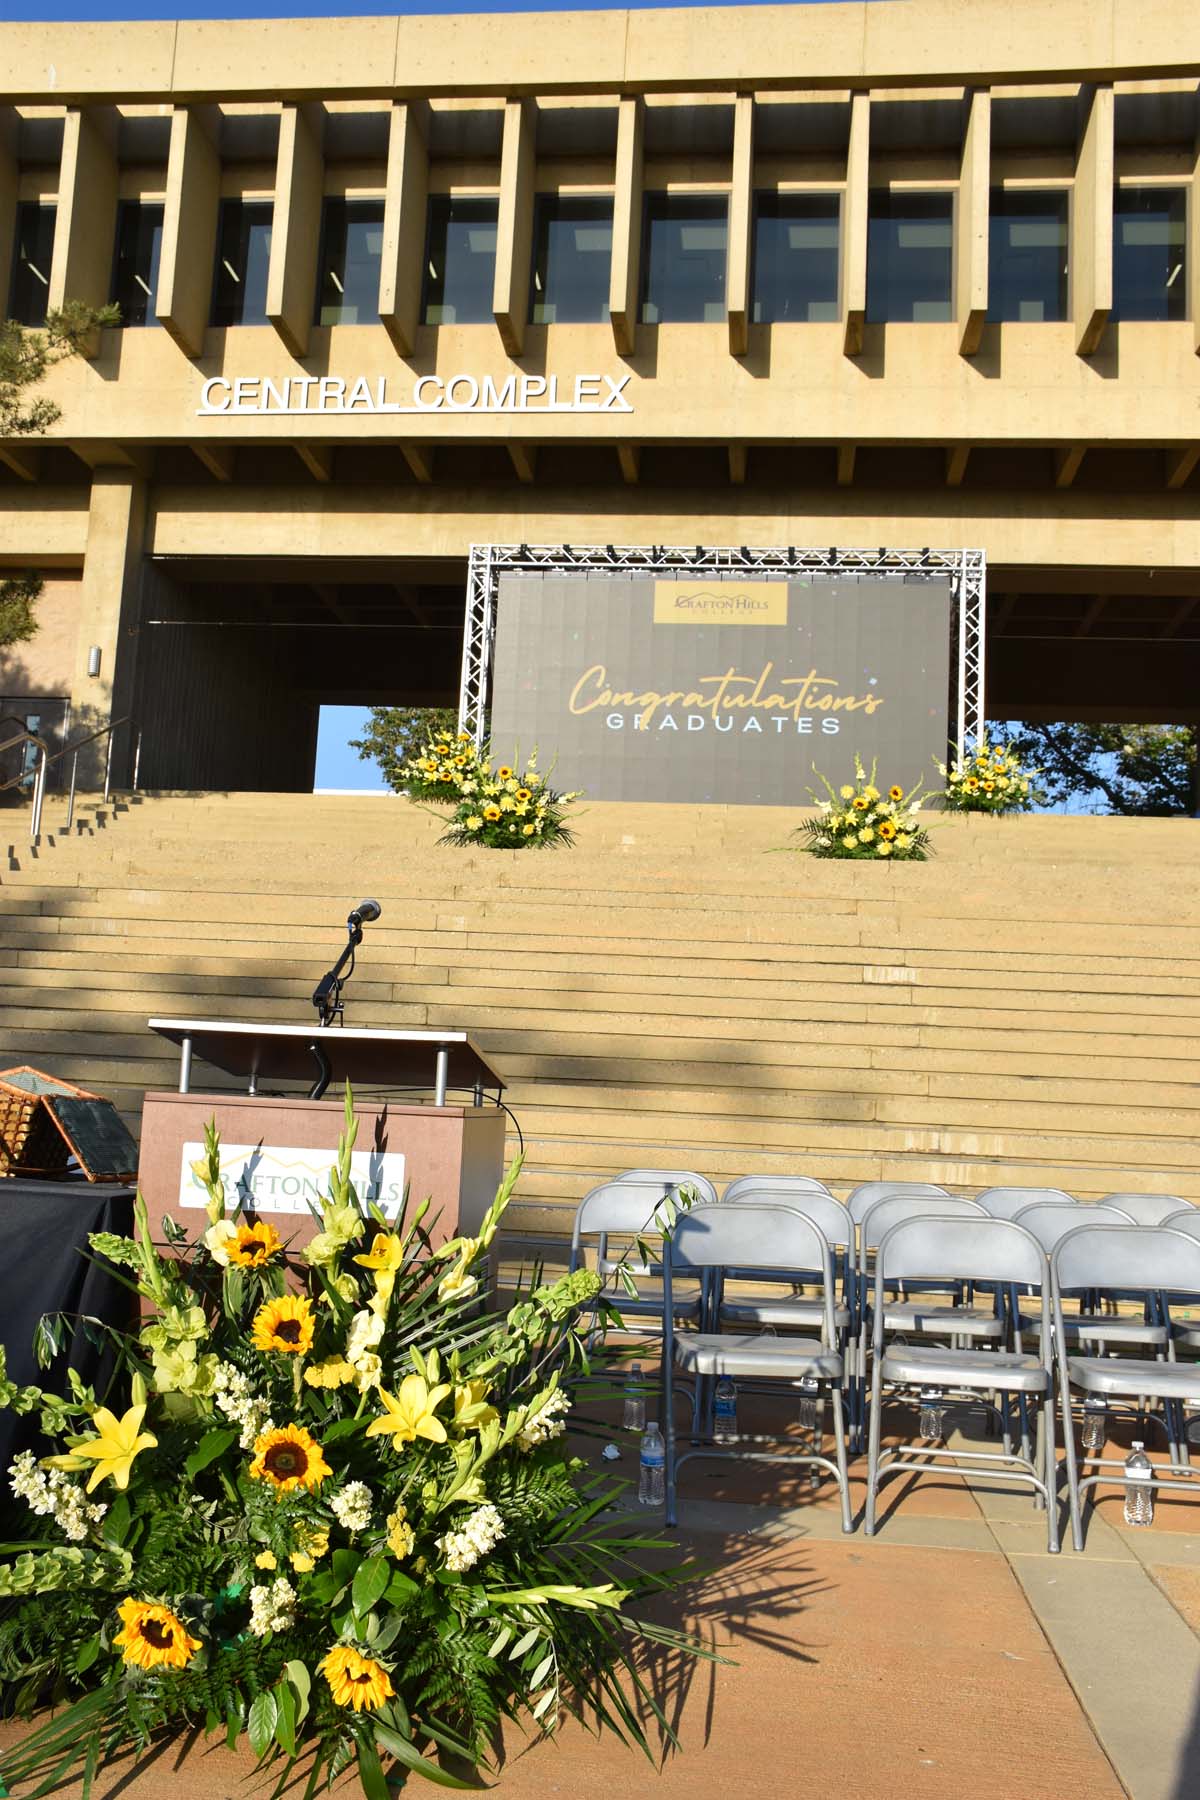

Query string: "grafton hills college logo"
[652, 580, 790, 625]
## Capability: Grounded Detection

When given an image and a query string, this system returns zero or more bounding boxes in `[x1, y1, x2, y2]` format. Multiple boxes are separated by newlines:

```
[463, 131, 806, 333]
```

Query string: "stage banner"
[489, 571, 953, 804]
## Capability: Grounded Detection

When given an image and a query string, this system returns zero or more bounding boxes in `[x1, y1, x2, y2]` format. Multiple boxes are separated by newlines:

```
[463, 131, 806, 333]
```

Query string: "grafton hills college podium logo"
[652, 580, 790, 625]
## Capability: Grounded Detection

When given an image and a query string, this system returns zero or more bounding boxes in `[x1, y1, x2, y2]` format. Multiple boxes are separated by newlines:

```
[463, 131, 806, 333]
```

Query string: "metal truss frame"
[459, 543, 986, 752]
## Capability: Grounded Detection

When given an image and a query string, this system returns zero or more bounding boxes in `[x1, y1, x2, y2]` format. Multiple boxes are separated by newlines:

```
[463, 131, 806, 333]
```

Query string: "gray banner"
[489, 571, 953, 805]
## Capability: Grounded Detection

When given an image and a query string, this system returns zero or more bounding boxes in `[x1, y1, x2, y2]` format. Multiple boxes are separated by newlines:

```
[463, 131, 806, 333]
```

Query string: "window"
[8, 202, 56, 327]
[752, 192, 839, 323]
[1113, 187, 1185, 322]
[866, 190, 953, 322]
[110, 201, 164, 326]
[314, 198, 384, 326]
[988, 190, 1068, 322]
[422, 197, 497, 325]
[210, 199, 273, 327]
[530, 195, 612, 324]
[640, 193, 727, 323]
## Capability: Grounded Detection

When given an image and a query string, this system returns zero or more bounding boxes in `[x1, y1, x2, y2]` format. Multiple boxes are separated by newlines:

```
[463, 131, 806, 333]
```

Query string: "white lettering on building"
[196, 372, 633, 417]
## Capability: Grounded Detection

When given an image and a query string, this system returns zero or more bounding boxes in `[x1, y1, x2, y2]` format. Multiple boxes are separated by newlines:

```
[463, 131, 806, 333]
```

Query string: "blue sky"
[3, 0, 848, 16]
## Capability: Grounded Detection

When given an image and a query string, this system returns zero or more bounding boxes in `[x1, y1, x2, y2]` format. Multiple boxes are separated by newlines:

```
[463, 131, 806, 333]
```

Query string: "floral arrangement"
[0, 1095, 701, 1796]
[396, 725, 579, 851]
[796, 758, 932, 861]
[937, 737, 1040, 814]
[396, 726, 487, 805]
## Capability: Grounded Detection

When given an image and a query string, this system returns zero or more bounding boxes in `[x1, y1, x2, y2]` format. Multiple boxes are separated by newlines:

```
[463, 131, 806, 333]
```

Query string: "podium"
[138, 1020, 508, 1254]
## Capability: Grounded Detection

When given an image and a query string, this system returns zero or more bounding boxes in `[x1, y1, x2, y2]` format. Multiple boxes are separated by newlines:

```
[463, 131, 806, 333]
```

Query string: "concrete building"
[0, 0, 1199, 790]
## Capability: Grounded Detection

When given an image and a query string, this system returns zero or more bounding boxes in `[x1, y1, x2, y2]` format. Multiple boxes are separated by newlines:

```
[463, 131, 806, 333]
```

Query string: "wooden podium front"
[138, 1094, 507, 1254]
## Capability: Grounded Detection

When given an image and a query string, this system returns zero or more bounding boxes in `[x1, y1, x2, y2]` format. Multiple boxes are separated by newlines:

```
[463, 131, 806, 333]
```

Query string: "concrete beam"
[379, 101, 429, 358]
[1072, 84, 1114, 356]
[157, 106, 220, 359]
[0, 445, 40, 483]
[508, 443, 537, 483]
[842, 92, 870, 356]
[493, 98, 536, 358]
[402, 444, 434, 484]
[1166, 446, 1200, 489]
[49, 107, 119, 353]
[617, 443, 640, 484]
[836, 444, 856, 486]
[727, 93, 755, 356]
[1055, 445, 1087, 487]
[191, 442, 235, 482]
[0, 110, 17, 326]
[956, 89, 991, 357]
[945, 444, 971, 487]
[609, 95, 644, 357]
[68, 440, 152, 477]
[266, 102, 324, 359]
[728, 443, 747, 484]
[294, 443, 333, 482]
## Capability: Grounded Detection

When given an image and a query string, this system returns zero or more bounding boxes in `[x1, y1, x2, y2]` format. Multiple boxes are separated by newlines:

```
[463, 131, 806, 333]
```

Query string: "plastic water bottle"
[638, 1421, 666, 1506]
[1123, 1441, 1154, 1527]
[1081, 1397, 1107, 1452]
[918, 1388, 946, 1443]
[797, 1374, 821, 1436]
[623, 1363, 646, 1433]
[713, 1378, 738, 1445]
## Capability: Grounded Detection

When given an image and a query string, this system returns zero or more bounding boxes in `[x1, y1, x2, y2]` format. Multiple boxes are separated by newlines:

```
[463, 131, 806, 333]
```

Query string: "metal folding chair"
[723, 1174, 833, 1203]
[1052, 1224, 1200, 1550]
[975, 1186, 1077, 1220]
[847, 1180, 950, 1226]
[662, 1203, 852, 1532]
[1097, 1193, 1193, 1226]
[615, 1169, 720, 1205]
[865, 1215, 1058, 1551]
[568, 1180, 702, 1342]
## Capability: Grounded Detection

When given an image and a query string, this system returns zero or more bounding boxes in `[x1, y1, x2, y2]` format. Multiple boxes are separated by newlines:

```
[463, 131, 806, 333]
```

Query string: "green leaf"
[355, 1737, 392, 1800]
[274, 1679, 296, 1758]
[284, 1659, 311, 1726]
[372, 1723, 483, 1790]
[508, 1626, 540, 1661]
[384, 1569, 419, 1605]
[247, 1690, 278, 1760]
[529, 1652, 554, 1688]
[184, 1427, 239, 1481]
[352, 1555, 390, 1619]
[101, 1494, 130, 1548]
[321, 1417, 365, 1443]
[486, 1626, 511, 1658]
[74, 1634, 100, 1675]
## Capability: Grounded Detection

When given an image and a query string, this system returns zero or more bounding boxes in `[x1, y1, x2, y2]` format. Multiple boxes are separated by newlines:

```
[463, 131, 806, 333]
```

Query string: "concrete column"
[956, 88, 991, 356]
[1190, 120, 1200, 358]
[609, 95, 644, 356]
[157, 106, 220, 358]
[727, 93, 755, 356]
[48, 107, 119, 353]
[266, 102, 324, 358]
[842, 91, 870, 356]
[1072, 83, 1114, 356]
[0, 111, 18, 324]
[494, 98, 536, 357]
[70, 469, 147, 785]
[379, 100, 429, 357]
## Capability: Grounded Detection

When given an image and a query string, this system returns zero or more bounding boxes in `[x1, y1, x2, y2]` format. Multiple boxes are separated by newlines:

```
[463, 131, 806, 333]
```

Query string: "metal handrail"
[0, 714, 133, 839]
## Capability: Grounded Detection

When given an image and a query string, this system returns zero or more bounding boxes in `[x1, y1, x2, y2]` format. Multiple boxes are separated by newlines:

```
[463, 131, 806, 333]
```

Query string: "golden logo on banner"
[652, 580, 790, 626]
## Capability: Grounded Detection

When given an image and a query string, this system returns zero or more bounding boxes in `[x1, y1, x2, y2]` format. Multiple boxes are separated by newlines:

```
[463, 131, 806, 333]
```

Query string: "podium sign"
[179, 1141, 407, 1219]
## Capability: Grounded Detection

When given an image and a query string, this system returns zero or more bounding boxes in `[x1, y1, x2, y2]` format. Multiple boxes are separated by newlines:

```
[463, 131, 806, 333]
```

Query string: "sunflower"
[227, 1220, 284, 1268]
[250, 1295, 315, 1355]
[249, 1423, 331, 1494]
[483, 805, 502, 822]
[515, 787, 532, 802]
[852, 795, 869, 811]
[319, 1644, 396, 1712]
[496, 765, 514, 781]
[114, 1599, 201, 1671]
[888, 785, 904, 802]
[878, 819, 897, 840]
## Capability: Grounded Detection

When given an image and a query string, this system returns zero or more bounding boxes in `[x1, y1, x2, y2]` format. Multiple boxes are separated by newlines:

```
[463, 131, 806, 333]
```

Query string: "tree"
[0, 301, 120, 655]
[1003, 720, 1197, 815]
[350, 705, 459, 790]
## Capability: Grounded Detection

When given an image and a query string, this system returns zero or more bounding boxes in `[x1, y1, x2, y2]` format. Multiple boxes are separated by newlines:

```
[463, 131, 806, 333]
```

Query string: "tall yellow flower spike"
[365, 1375, 452, 1447]
[71, 1404, 158, 1493]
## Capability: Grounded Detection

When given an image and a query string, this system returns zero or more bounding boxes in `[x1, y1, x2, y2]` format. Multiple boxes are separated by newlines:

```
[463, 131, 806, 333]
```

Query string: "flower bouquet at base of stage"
[795, 757, 933, 861]
[0, 1090, 706, 1797]
[937, 736, 1041, 814]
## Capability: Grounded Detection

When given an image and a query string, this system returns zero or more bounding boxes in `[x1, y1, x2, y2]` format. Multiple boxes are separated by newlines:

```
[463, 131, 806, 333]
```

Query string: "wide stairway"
[1, 790, 1198, 1243]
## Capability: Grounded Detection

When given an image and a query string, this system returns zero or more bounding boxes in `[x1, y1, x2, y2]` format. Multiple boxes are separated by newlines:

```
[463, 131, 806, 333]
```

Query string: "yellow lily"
[365, 1375, 452, 1447]
[453, 1379, 498, 1433]
[353, 1232, 406, 1316]
[71, 1403, 158, 1493]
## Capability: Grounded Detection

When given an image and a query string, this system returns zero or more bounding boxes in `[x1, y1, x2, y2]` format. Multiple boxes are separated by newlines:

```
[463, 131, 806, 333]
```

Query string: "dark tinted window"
[422, 196, 497, 325]
[1113, 187, 1186, 322]
[315, 197, 384, 326]
[866, 190, 953, 322]
[640, 193, 727, 323]
[530, 195, 612, 324]
[752, 192, 839, 323]
[8, 202, 56, 327]
[110, 201, 164, 326]
[988, 189, 1068, 322]
[210, 199, 273, 327]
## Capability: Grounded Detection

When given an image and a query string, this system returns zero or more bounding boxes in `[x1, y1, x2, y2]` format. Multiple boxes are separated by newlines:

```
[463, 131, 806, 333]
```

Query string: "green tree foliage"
[350, 706, 458, 791]
[1004, 721, 1197, 815]
[0, 300, 120, 655]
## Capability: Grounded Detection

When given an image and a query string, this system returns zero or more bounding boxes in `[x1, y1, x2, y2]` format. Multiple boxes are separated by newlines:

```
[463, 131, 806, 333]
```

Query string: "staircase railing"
[0, 715, 134, 840]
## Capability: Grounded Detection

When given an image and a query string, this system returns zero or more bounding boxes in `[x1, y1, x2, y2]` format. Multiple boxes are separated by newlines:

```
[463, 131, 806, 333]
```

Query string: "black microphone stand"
[308, 915, 365, 1099]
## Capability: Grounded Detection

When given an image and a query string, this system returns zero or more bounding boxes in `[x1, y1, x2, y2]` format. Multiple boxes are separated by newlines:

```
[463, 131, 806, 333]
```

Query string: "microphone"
[349, 899, 382, 926]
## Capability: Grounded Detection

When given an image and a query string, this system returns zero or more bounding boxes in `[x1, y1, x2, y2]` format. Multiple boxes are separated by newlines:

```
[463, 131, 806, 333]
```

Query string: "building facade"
[0, 0, 1198, 790]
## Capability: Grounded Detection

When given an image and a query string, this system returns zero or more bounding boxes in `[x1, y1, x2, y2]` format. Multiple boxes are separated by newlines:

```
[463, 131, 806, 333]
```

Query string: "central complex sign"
[488, 571, 953, 805]
[196, 372, 633, 416]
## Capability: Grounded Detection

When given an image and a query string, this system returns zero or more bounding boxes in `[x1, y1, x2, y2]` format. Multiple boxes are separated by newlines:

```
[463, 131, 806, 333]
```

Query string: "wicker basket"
[0, 1067, 101, 1178]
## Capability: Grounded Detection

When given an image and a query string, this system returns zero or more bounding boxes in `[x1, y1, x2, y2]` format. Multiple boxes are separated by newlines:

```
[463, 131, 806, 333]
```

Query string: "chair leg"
[1043, 1388, 1060, 1555]
[1059, 1363, 1085, 1552]
[831, 1385, 854, 1534]
[864, 1359, 884, 1535]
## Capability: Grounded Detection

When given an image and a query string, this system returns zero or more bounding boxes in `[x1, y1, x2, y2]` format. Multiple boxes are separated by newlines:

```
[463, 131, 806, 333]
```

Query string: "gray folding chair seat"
[879, 1299, 1004, 1339]
[720, 1294, 852, 1332]
[1064, 1356, 1200, 1401]
[674, 1333, 843, 1380]
[880, 1342, 1048, 1392]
